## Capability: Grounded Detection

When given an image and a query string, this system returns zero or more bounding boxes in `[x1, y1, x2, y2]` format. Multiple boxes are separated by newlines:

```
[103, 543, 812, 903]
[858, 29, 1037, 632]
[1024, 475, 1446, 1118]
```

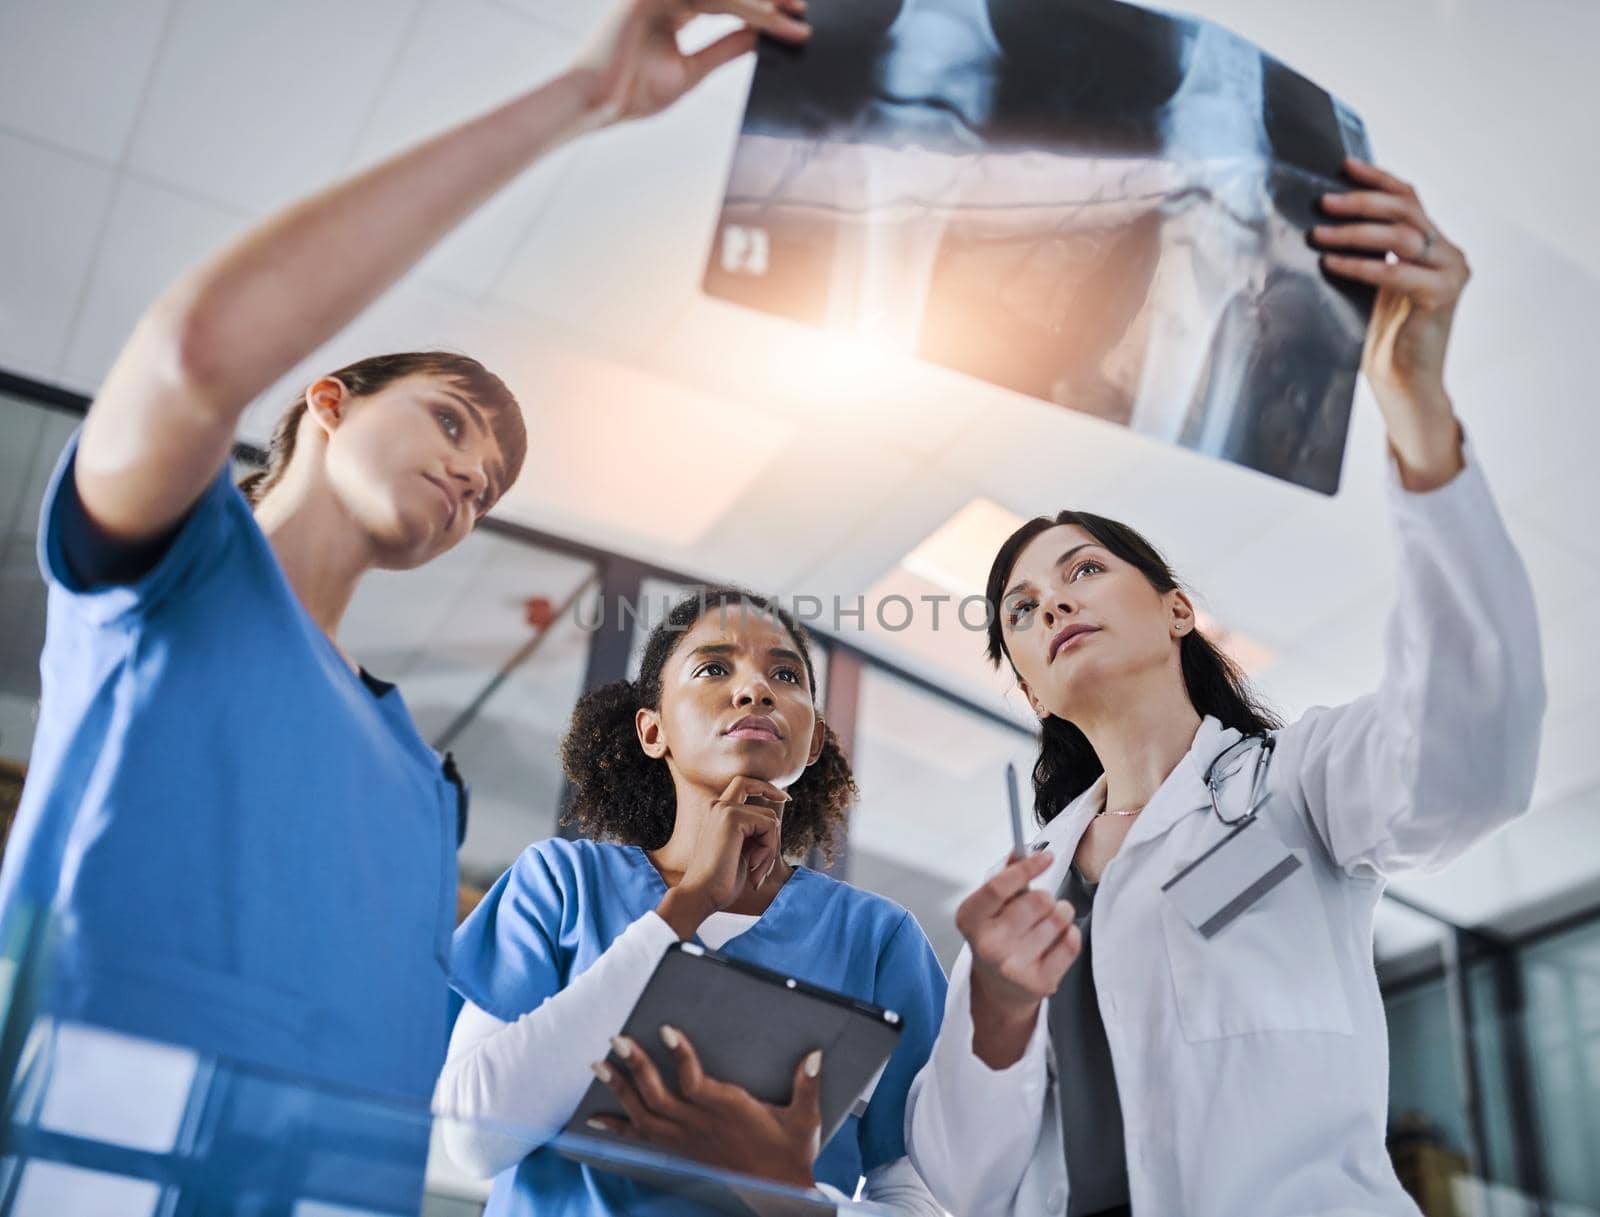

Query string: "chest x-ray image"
[704, 0, 1375, 494]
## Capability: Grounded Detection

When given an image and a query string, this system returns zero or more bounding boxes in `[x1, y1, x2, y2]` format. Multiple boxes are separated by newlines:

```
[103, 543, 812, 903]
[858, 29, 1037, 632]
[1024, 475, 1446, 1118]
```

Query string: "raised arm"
[1284, 162, 1546, 874]
[75, 0, 810, 545]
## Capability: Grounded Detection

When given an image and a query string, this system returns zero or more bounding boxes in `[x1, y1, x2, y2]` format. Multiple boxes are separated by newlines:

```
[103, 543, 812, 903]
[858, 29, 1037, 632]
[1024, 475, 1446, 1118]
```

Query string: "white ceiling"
[2, 0, 1597, 943]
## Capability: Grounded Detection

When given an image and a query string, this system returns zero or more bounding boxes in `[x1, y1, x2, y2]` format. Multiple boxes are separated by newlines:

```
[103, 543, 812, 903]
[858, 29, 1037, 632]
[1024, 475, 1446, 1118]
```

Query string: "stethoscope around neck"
[1201, 732, 1277, 828]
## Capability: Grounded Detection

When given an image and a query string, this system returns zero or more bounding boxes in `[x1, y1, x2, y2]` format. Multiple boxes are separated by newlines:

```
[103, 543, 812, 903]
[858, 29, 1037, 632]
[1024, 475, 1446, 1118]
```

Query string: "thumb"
[787, 1048, 824, 1131]
[683, 27, 757, 89]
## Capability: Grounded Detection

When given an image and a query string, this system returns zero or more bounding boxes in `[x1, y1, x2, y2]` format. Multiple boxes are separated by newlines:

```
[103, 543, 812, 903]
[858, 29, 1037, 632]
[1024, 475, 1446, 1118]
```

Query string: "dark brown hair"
[560, 587, 856, 864]
[238, 351, 526, 506]
[986, 510, 1281, 825]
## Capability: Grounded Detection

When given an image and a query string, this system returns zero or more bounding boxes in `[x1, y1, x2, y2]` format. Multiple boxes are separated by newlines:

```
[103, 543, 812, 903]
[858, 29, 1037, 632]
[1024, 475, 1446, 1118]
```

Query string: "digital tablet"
[564, 942, 903, 1150]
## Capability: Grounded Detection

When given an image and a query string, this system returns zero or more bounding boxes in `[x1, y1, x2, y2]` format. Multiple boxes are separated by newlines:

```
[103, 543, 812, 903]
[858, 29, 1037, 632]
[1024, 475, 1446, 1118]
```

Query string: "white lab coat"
[905, 450, 1546, 1217]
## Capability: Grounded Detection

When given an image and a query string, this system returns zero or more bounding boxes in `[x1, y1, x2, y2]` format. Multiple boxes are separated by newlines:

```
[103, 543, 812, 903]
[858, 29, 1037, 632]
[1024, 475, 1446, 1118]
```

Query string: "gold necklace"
[1097, 804, 1144, 818]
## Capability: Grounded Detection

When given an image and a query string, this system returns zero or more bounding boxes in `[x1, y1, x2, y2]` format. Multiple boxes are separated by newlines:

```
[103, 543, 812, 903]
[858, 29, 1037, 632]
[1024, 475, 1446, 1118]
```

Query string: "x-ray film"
[704, 0, 1374, 493]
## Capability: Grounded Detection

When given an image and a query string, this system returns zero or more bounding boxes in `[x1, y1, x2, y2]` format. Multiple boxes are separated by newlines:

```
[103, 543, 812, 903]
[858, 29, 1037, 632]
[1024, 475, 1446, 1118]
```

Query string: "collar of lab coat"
[1027, 715, 1245, 889]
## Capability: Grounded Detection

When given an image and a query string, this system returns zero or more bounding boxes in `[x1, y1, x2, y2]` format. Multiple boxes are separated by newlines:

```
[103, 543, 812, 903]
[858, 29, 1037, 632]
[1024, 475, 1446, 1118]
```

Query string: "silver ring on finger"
[1420, 228, 1438, 258]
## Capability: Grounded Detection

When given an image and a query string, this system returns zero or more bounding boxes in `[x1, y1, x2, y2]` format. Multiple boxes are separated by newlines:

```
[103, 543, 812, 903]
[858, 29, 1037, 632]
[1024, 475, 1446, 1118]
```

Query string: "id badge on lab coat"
[1161, 798, 1302, 939]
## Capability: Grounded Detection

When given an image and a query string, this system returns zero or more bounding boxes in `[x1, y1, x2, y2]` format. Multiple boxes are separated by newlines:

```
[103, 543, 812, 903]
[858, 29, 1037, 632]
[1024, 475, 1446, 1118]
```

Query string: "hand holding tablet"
[585, 1022, 823, 1190]
[565, 945, 903, 1195]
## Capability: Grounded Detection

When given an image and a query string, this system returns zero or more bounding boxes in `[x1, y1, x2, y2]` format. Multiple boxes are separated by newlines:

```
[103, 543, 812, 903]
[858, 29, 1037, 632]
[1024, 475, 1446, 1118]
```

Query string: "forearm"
[435, 909, 676, 1177]
[1375, 383, 1463, 492]
[122, 67, 600, 416]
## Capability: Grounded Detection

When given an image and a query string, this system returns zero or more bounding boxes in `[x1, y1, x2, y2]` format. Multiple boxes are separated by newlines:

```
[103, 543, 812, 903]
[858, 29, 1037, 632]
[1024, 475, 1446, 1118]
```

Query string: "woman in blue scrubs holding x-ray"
[0, 1, 812, 1209]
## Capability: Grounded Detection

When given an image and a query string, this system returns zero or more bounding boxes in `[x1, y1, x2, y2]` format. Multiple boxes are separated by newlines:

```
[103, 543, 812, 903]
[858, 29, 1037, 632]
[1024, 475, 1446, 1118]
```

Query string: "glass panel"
[1381, 910, 1600, 1216]
[1519, 919, 1600, 1211]
[626, 577, 694, 681]
[0, 1008, 895, 1217]
[1465, 958, 1521, 1194]
[1386, 978, 1474, 1168]
[0, 393, 78, 768]
[340, 535, 598, 886]
[847, 664, 1035, 969]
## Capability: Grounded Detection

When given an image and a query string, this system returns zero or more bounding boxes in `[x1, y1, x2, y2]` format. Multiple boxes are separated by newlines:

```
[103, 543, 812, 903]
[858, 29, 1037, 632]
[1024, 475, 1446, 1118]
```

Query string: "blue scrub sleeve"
[449, 842, 571, 1024]
[857, 911, 949, 1171]
[39, 432, 239, 626]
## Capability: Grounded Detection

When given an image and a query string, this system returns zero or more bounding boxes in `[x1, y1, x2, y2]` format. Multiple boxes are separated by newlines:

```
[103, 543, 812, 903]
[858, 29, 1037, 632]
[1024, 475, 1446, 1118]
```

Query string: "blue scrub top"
[451, 837, 949, 1217]
[0, 438, 459, 1103]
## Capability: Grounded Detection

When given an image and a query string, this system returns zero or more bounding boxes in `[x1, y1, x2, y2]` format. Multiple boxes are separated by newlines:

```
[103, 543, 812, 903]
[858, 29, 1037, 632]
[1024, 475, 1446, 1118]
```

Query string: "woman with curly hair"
[437, 587, 948, 1216]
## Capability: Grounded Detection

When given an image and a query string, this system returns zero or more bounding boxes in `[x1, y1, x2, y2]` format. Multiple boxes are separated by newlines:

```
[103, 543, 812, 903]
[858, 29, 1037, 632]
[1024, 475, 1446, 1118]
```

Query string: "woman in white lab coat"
[904, 160, 1547, 1217]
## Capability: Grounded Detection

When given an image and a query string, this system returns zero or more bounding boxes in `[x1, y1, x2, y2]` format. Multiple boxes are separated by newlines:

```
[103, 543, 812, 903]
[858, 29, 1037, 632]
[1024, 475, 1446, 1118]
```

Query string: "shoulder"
[462, 838, 639, 945]
[512, 836, 643, 892]
[41, 433, 262, 614]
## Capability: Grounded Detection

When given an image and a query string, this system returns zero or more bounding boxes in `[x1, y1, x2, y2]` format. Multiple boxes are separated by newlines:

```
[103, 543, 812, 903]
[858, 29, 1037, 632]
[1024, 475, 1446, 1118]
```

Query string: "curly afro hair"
[560, 587, 856, 864]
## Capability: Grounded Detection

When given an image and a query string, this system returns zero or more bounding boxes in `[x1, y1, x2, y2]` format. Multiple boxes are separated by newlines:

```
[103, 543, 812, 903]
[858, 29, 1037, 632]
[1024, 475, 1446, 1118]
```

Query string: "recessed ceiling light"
[899, 498, 1027, 597]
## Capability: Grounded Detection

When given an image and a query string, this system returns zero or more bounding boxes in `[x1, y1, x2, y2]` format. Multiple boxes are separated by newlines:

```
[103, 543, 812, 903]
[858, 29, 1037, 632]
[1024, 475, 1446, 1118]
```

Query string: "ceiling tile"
[858, 564, 1033, 717]
[59, 178, 251, 393]
[1252, 652, 1378, 726]
[0, 134, 116, 381]
[1531, 699, 1600, 812]
[238, 273, 553, 445]
[929, 385, 1149, 516]
[483, 0, 605, 38]
[494, 350, 803, 563]
[487, 50, 754, 345]
[350, 0, 581, 299]
[125, 0, 416, 213]
[1505, 440, 1600, 572]
[850, 664, 1033, 888]
[0, 0, 171, 163]
[1433, 216, 1598, 509]
[651, 296, 984, 462]
[687, 425, 926, 596]
[783, 459, 988, 602]
[1500, 509, 1600, 720]
[1191, 0, 1600, 284]
[1191, 400, 1393, 648]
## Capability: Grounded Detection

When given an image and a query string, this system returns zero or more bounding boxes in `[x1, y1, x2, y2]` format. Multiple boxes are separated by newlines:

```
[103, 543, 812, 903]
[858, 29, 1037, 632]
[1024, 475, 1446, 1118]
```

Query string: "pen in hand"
[1006, 762, 1026, 860]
